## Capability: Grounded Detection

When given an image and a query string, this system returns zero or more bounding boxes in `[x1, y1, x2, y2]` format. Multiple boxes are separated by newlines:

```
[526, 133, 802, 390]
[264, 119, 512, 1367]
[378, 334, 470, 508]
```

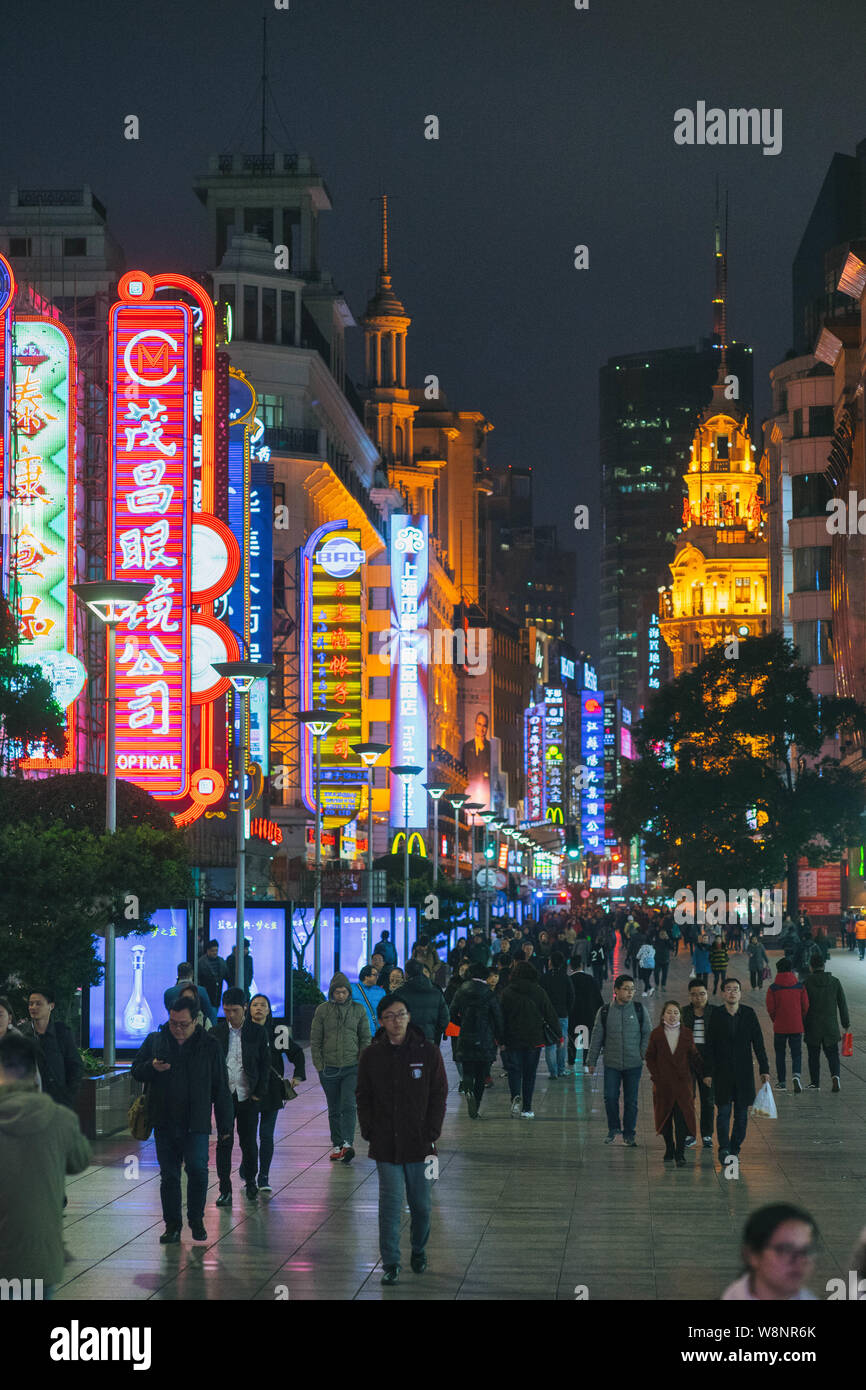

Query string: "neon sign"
[580, 688, 605, 852]
[389, 513, 429, 827]
[108, 283, 193, 798]
[648, 611, 661, 689]
[0, 254, 15, 593]
[524, 703, 545, 824]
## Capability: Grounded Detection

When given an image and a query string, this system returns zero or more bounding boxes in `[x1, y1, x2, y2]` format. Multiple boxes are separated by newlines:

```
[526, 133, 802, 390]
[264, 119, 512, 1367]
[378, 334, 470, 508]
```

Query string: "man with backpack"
[449, 965, 503, 1118]
[586, 975, 651, 1146]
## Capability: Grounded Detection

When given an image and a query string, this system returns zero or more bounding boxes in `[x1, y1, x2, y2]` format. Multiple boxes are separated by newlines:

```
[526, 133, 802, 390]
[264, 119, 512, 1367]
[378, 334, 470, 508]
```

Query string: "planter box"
[76, 1068, 136, 1140]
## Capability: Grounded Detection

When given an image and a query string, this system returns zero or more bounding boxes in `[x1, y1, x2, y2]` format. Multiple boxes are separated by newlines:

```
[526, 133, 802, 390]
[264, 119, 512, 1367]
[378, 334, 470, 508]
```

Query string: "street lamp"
[449, 793, 468, 882]
[423, 784, 447, 888]
[215, 661, 275, 1000]
[352, 742, 390, 959]
[71, 579, 152, 1069]
[391, 764, 422, 963]
[463, 802, 483, 926]
[479, 810, 497, 939]
[298, 710, 340, 984]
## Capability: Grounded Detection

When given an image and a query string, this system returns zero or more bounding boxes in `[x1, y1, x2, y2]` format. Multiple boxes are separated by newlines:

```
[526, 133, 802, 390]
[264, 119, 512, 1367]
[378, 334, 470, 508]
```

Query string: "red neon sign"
[108, 288, 193, 798]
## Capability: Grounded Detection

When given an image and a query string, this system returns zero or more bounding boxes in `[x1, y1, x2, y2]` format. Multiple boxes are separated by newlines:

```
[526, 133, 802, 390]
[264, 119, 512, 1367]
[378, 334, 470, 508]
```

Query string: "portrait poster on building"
[460, 664, 507, 814]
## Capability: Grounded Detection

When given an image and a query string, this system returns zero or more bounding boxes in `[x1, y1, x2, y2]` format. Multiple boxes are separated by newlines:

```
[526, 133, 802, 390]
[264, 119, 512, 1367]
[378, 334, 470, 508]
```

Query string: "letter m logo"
[135, 341, 170, 377]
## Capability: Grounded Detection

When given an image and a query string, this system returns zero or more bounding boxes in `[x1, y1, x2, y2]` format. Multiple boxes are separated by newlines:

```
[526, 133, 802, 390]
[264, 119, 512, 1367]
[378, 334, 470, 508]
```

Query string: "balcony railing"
[263, 426, 320, 455]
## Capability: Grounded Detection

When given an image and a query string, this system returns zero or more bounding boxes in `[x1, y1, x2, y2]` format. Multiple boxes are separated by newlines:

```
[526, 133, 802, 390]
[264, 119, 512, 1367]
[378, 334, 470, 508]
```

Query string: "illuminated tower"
[659, 222, 770, 674]
[361, 196, 417, 474]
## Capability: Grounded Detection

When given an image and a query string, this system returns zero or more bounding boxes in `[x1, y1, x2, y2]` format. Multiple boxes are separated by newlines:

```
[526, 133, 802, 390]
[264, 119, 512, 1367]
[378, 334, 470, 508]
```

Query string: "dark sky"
[3, 0, 866, 657]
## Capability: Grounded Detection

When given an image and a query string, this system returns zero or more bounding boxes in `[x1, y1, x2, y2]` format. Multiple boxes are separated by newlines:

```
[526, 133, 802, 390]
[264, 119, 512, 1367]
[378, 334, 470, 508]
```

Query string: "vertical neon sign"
[389, 513, 428, 828]
[524, 702, 545, 824]
[108, 271, 192, 798]
[580, 690, 605, 852]
[0, 254, 15, 594]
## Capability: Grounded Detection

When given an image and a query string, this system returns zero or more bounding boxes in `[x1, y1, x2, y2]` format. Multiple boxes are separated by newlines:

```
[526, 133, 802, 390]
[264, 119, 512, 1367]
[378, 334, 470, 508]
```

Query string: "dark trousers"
[749, 968, 764, 989]
[463, 1058, 489, 1108]
[774, 1033, 802, 1085]
[693, 1074, 715, 1137]
[661, 1103, 688, 1159]
[591, 960, 606, 990]
[255, 1106, 279, 1179]
[639, 967, 653, 991]
[654, 960, 669, 987]
[319, 1064, 358, 1146]
[716, 1095, 749, 1155]
[807, 1041, 840, 1086]
[859, 941, 865, 960]
[712, 969, 725, 994]
[603, 1064, 642, 1139]
[153, 1126, 209, 1225]
[216, 1093, 259, 1192]
[506, 1047, 541, 1110]
[376, 1161, 432, 1267]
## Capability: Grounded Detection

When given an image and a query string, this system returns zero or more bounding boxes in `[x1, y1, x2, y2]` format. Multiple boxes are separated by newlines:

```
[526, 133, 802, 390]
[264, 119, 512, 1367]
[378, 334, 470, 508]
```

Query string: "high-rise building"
[792, 138, 866, 357]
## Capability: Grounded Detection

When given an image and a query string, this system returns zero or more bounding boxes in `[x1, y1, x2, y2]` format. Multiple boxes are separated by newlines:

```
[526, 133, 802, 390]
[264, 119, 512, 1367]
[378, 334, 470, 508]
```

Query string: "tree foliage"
[613, 632, 866, 893]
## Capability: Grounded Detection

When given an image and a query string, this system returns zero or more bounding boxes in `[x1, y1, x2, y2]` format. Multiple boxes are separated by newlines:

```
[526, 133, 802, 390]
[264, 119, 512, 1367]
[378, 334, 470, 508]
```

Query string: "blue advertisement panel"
[338, 906, 398, 978]
[393, 908, 418, 957]
[90, 908, 188, 1050]
[207, 906, 286, 1016]
[389, 514, 429, 827]
[580, 689, 606, 852]
[290, 907, 336, 994]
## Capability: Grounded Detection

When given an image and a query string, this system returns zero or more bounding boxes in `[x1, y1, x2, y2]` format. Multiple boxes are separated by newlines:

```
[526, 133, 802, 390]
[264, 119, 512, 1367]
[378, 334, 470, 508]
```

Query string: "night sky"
[3, 0, 866, 657]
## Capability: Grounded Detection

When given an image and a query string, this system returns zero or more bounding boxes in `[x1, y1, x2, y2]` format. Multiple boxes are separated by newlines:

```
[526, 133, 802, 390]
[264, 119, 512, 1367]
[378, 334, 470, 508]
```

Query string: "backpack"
[457, 994, 490, 1053]
[599, 1001, 645, 1041]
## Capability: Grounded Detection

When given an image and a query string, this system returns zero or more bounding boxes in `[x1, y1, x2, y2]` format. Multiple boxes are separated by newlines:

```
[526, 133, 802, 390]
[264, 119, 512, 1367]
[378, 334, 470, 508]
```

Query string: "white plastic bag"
[751, 1081, 777, 1119]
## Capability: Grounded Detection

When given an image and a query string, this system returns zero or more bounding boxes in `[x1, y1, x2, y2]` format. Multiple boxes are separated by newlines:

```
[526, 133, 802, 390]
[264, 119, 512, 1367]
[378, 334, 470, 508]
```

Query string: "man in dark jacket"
[164, 963, 217, 1025]
[393, 960, 449, 1045]
[567, 966, 603, 1069]
[541, 951, 574, 1079]
[131, 996, 233, 1243]
[212, 987, 271, 1204]
[450, 967, 503, 1117]
[197, 940, 227, 1009]
[356, 993, 448, 1284]
[702, 977, 770, 1164]
[225, 940, 254, 999]
[373, 931, 398, 971]
[803, 955, 850, 1091]
[500, 961, 563, 1117]
[23, 988, 83, 1111]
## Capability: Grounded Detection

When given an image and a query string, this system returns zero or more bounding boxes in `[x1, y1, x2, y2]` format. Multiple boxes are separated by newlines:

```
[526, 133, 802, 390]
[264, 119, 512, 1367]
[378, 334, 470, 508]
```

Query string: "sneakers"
[257, 1176, 272, 1192]
[604, 1133, 618, 1144]
[718, 1148, 730, 1163]
[793, 1076, 803, 1094]
[510, 1097, 522, 1116]
[702, 1136, 713, 1148]
[245, 1183, 258, 1202]
[381, 1265, 400, 1285]
[832, 1075, 841, 1093]
[190, 1222, 207, 1242]
[646, 987, 655, 997]
[624, 1137, 638, 1147]
[340, 1146, 356, 1163]
[410, 1251, 428, 1273]
[329, 1146, 343, 1160]
[521, 1110, 535, 1119]
[159, 1224, 181, 1244]
[684, 1136, 697, 1148]
[215, 1191, 232, 1207]
[807, 1083, 820, 1090]
[774, 1081, 787, 1092]
[562, 1067, 574, 1075]
[467, 1095, 478, 1119]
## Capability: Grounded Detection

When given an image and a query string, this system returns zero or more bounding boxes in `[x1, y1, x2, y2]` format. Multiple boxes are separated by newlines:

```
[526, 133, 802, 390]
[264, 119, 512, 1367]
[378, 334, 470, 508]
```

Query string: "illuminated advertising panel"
[108, 293, 193, 798]
[543, 686, 565, 823]
[524, 702, 545, 824]
[300, 521, 366, 811]
[208, 905, 286, 1016]
[290, 906, 336, 993]
[10, 318, 80, 768]
[248, 477, 272, 768]
[580, 689, 605, 852]
[648, 611, 661, 689]
[90, 908, 188, 1050]
[389, 514, 429, 827]
[0, 254, 14, 591]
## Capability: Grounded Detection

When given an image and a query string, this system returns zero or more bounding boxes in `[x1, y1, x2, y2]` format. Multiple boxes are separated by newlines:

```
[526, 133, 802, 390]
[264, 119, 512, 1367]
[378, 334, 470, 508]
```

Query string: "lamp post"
[298, 711, 340, 985]
[215, 661, 275, 1000]
[423, 784, 447, 888]
[391, 764, 422, 963]
[352, 741, 390, 959]
[71, 579, 152, 1068]
[449, 793, 468, 882]
[479, 810, 497, 940]
[463, 802, 483, 927]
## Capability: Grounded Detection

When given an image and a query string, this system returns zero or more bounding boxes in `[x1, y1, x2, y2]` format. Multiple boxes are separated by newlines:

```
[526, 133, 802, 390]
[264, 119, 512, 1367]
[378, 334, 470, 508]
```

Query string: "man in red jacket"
[766, 957, 809, 1094]
[356, 993, 448, 1285]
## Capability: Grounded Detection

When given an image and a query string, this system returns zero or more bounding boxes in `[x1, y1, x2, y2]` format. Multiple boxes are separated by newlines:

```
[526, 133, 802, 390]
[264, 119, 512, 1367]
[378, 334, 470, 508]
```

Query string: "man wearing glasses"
[131, 997, 233, 1245]
[356, 995, 448, 1284]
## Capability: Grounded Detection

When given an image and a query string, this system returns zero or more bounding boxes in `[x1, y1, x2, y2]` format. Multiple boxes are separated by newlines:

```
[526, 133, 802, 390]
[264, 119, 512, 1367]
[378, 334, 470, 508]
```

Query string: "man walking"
[21, 989, 83, 1112]
[164, 963, 217, 1025]
[197, 940, 227, 1010]
[855, 914, 866, 962]
[131, 995, 233, 1243]
[803, 955, 850, 1092]
[356, 994, 447, 1285]
[567, 963, 603, 1071]
[540, 950, 574, 1078]
[0, 1034, 91, 1297]
[449, 965, 503, 1118]
[681, 979, 718, 1149]
[351, 965, 385, 1034]
[766, 958, 808, 1093]
[586, 975, 651, 1147]
[393, 959, 449, 1045]
[702, 978, 770, 1165]
[212, 988, 271, 1204]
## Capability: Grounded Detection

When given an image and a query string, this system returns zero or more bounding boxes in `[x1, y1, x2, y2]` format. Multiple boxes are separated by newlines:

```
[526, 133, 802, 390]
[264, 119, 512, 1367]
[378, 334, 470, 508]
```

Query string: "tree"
[614, 632, 866, 908]
[0, 772, 178, 832]
[0, 595, 66, 772]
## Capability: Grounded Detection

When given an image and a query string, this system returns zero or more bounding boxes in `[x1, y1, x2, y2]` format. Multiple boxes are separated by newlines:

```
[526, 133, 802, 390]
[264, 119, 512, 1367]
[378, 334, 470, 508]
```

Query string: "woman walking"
[709, 937, 729, 995]
[500, 962, 562, 1119]
[644, 1002, 702, 1167]
[310, 973, 370, 1163]
[247, 993, 306, 1191]
[747, 934, 769, 991]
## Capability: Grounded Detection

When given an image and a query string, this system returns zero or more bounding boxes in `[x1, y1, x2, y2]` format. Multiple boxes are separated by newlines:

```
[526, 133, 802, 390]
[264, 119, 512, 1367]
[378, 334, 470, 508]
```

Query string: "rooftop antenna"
[260, 14, 267, 162]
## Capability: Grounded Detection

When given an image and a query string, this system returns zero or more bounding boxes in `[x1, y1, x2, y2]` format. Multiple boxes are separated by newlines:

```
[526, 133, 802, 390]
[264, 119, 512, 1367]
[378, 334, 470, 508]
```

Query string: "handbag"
[841, 1031, 853, 1058]
[128, 1087, 152, 1141]
[272, 1066, 297, 1102]
[761, 966, 770, 981]
[541, 1017, 560, 1047]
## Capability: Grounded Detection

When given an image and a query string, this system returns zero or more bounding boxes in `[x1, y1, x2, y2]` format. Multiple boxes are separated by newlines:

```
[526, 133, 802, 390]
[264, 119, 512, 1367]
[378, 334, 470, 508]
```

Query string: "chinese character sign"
[0, 254, 14, 592]
[389, 514, 429, 828]
[543, 688, 565, 823]
[580, 690, 606, 852]
[648, 611, 661, 690]
[109, 297, 193, 797]
[524, 703, 545, 825]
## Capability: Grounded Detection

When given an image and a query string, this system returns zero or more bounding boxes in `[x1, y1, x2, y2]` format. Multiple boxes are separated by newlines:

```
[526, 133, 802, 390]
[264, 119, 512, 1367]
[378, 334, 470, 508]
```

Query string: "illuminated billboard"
[108, 281, 193, 798]
[10, 317, 81, 768]
[0, 254, 14, 592]
[543, 686, 565, 824]
[389, 513, 429, 827]
[300, 520, 366, 811]
[207, 906, 286, 1016]
[524, 703, 545, 824]
[90, 908, 188, 1050]
[580, 689, 605, 852]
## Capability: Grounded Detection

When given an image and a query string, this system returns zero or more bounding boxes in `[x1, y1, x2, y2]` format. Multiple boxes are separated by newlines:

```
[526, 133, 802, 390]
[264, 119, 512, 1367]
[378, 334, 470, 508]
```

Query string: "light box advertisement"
[338, 906, 395, 980]
[207, 906, 286, 1016]
[90, 908, 188, 1050]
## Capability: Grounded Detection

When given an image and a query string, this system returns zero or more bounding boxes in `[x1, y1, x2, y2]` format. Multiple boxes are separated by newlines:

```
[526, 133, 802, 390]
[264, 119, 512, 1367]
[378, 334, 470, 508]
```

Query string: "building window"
[259, 393, 283, 428]
[793, 546, 831, 593]
[273, 560, 286, 610]
[794, 619, 833, 667]
[244, 207, 273, 242]
[280, 291, 295, 345]
[716, 434, 729, 461]
[261, 287, 277, 343]
[63, 237, 87, 256]
[808, 405, 834, 437]
[368, 676, 389, 698]
[735, 577, 751, 601]
[792, 472, 833, 519]
[792, 408, 804, 438]
[8, 237, 31, 257]
[243, 284, 258, 341]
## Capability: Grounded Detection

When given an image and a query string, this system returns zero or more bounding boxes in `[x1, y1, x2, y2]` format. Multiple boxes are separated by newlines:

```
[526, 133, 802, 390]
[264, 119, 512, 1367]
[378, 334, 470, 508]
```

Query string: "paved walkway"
[57, 942, 866, 1300]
